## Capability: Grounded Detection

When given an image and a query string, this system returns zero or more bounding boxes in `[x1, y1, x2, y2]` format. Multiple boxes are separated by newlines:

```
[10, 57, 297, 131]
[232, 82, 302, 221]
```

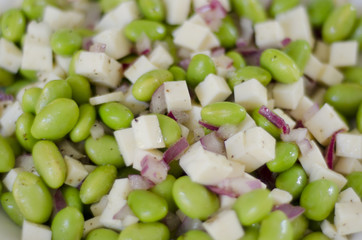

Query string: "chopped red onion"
[0, 91, 14, 102]
[128, 174, 154, 190]
[179, 58, 191, 70]
[208, 177, 263, 197]
[255, 164, 277, 189]
[196, 0, 227, 31]
[82, 37, 93, 50]
[141, 155, 170, 184]
[113, 204, 134, 220]
[297, 138, 313, 156]
[207, 185, 238, 198]
[167, 111, 177, 121]
[258, 105, 290, 134]
[236, 38, 248, 48]
[198, 120, 219, 131]
[200, 131, 226, 155]
[89, 42, 106, 53]
[216, 124, 239, 140]
[168, 111, 189, 124]
[135, 33, 152, 55]
[281, 38, 292, 47]
[54, 189, 67, 213]
[163, 137, 189, 164]
[239, 17, 254, 45]
[325, 129, 344, 169]
[303, 103, 319, 122]
[213, 55, 234, 69]
[272, 204, 305, 220]
[116, 81, 131, 93]
[211, 47, 226, 57]
[294, 120, 305, 129]
[150, 84, 167, 114]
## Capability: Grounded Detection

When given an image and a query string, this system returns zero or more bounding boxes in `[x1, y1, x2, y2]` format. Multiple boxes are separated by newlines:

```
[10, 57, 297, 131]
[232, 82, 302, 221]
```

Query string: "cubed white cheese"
[336, 133, 362, 159]
[84, 165, 97, 173]
[318, 64, 344, 86]
[131, 115, 165, 149]
[108, 178, 132, 202]
[179, 123, 190, 139]
[314, 40, 330, 63]
[163, 0, 191, 25]
[335, 202, 362, 235]
[21, 40, 53, 72]
[304, 54, 325, 81]
[270, 188, 293, 205]
[173, 22, 211, 51]
[338, 188, 361, 204]
[213, 55, 235, 78]
[289, 96, 314, 121]
[64, 155, 89, 187]
[272, 77, 304, 110]
[201, 31, 220, 50]
[234, 79, 268, 111]
[3, 168, 25, 191]
[335, 157, 362, 175]
[184, 105, 202, 131]
[21, 220, 52, 240]
[195, 74, 232, 106]
[298, 140, 328, 175]
[89, 91, 125, 105]
[122, 88, 149, 115]
[329, 41, 358, 67]
[0, 38, 22, 73]
[220, 195, 237, 210]
[235, 113, 257, 133]
[164, 81, 192, 112]
[321, 220, 348, 240]
[114, 128, 136, 167]
[350, 232, 362, 240]
[309, 164, 347, 191]
[25, 21, 52, 45]
[254, 20, 285, 49]
[273, 109, 296, 129]
[55, 55, 72, 73]
[148, 45, 174, 69]
[43, 6, 85, 30]
[132, 148, 164, 171]
[0, 101, 23, 137]
[123, 55, 158, 84]
[90, 195, 108, 217]
[83, 216, 103, 237]
[15, 154, 38, 175]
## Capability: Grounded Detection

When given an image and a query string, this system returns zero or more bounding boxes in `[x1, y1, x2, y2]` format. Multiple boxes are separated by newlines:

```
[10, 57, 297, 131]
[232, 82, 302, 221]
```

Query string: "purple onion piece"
[258, 105, 290, 134]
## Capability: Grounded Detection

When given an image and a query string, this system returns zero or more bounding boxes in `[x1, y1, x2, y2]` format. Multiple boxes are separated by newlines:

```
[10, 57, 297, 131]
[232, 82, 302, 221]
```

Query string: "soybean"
[275, 164, 308, 199]
[258, 211, 293, 240]
[187, 54, 216, 88]
[177, 230, 212, 240]
[241, 225, 259, 240]
[291, 214, 309, 240]
[215, 15, 238, 48]
[0, 192, 24, 226]
[169, 66, 186, 81]
[70, 104, 96, 143]
[21, 87, 42, 114]
[15, 112, 38, 152]
[86, 228, 119, 240]
[283, 40, 311, 72]
[228, 66, 272, 89]
[0, 135, 15, 172]
[357, 103, 362, 133]
[61, 186, 83, 213]
[119, 222, 170, 240]
[100, 0, 130, 12]
[232, 0, 267, 23]
[307, 0, 334, 28]
[22, 0, 51, 20]
[5, 136, 22, 158]
[151, 174, 177, 212]
[99, 102, 134, 130]
[201, 102, 246, 127]
[343, 67, 362, 85]
[155, 114, 182, 147]
[66, 75, 92, 104]
[270, 0, 299, 17]
[0, 68, 15, 86]
[124, 20, 167, 42]
[350, 18, 362, 50]
[226, 51, 246, 69]
[51, 207, 84, 240]
[345, 172, 362, 199]
[252, 107, 282, 138]
[51, 29, 82, 56]
[302, 232, 331, 240]
[1, 9, 26, 43]
[138, 0, 165, 22]
[266, 142, 299, 172]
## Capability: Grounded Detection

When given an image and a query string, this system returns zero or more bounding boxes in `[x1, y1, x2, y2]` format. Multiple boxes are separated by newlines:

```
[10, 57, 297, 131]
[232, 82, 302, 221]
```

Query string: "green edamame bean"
[5, 136, 22, 158]
[118, 166, 140, 178]
[155, 114, 181, 147]
[357, 103, 362, 133]
[61, 186, 83, 213]
[302, 232, 331, 240]
[260, 49, 301, 84]
[119, 222, 170, 240]
[51, 29, 82, 56]
[86, 228, 119, 240]
[5, 79, 33, 96]
[307, 0, 334, 28]
[186, 54, 216, 88]
[66, 75, 92, 104]
[99, 0, 129, 12]
[13, 171, 53, 223]
[1, 9, 26, 43]
[324, 83, 362, 117]
[343, 67, 362, 85]
[283, 40, 311, 72]
[80, 165, 117, 204]
[99, 102, 134, 130]
[172, 176, 219, 220]
[233, 189, 273, 226]
[0, 135, 15, 172]
[350, 18, 362, 50]
[226, 51, 246, 69]
[85, 135, 125, 167]
[275, 164, 308, 199]
[51, 206, 84, 240]
[124, 20, 167, 42]
[128, 189, 168, 222]
[35, 80, 72, 114]
[291, 214, 308, 240]
[322, 4, 357, 43]
[232, 0, 267, 23]
[300, 179, 339, 221]
[138, 0, 165, 21]
[15, 112, 38, 152]
[201, 102, 246, 127]
[270, 0, 299, 17]
[22, 87, 42, 114]
[345, 172, 362, 199]
[169, 66, 186, 81]
[215, 15, 238, 48]
[177, 230, 212, 240]
[252, 107, 281, 138]
[168, 159, 184, 178]
[31, 98, 79, 140]
[70, 104, 96, 143]
[241, 225, 259, 240]
[132, 69, 173, 101]
[0, 68, 14, 86]
[258, 211, 293, 240]
[32, 140, 66, 189]
[68, 50, 82, 76]
[22, 0, 52, 20]
[0, 192, 24, 226]
[20, 68, 37, 81]
[151, 174, 177, 212]
[227, 66, 272, 89]
[266, 142, 299, 172]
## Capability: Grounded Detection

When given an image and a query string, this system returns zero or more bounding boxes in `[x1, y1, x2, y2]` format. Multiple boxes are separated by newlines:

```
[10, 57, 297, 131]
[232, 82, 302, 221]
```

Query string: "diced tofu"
[123, 55, 158, 84]
[75, 51, 122, 88]
[89, 91, 125, 105]
[289, 96, 314, 121]
[304, 104, 349, 146]
[64, 156, 89, 187]
[108, 178, 132, 202]
[122, 88, 149, 115]
[225, 127, 276, 172]
[163, 0, 191, 25]
[254, 20, 285, 49]
[318, 64, 344, 86]
[321, 220, 348, 240]
[83, 216, 103, 237]
[0, 101, 23, 137]
[235, 113, 257, 133]
[26, 21, 52, 45]
[164, 81, 192, 112]
[43, 6, 85, 30]
[0, 38, 22, 73]
[90, 195, 108, 217]
[213, 55, 235, 78]
[304, 54, 325, 81]
[21, 40, 53, 72]
[298, 140, 328, 175]
[55, 55, 72, 73]
[114, 128, 136, 166]
[335, 202, 362, 235]
[329, 41, 358, 67]
[173, 22, 211, 51]
[201, 31, 220, 50]
[195, 74, 232, 106]
[350, 232, 362, 240]
[93, 28, 132, 59]
[309, 164, 347, 190]
[132, 148, 163, 171]
[334, 157, 362, 175]
[179, 123, 190, 139]
[314, 40, 330, 63]
[184, 105, 202, 131]
[148, 45, 174, 69]
[21, 220, 52, 240]
[234, 79, 268, 111]
[203, 210, 244, 240]
[270, 188, 293, 205]
[220, 195, 237, 210]
[15, 154, 38, 175]
[338, 188, 361, 203]
[3, 168, 25, 191]
[336, 133, 362, 159]
[272, 77, 304, 110]
[131, 115, 165, 149]
[273, 109, 296, 129]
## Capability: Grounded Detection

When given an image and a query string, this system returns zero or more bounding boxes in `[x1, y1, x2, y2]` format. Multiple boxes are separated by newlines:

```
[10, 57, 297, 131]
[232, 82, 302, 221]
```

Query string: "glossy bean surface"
[201, 102, 246, 127]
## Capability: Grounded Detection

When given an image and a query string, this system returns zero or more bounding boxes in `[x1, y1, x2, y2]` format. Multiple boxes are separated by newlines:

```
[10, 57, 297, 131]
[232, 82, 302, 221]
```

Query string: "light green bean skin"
[0, 135, 15, 172]
[300, 179, 339, 221]
[22, 0, 52, 20]
[266, 142, 299, 172]
[132, 69, 174, 101]
[0, 67, 15, 86]
[0, 192, 24, 226]
[252, 107, 281, 138]
[70, 104, 96, 143]
[258, 211, 293, 240]
[13, 171, 53, 223]
[22, 87, 42, 114]
[99, 102, 134, 130]
[357, 103, 362, 133]
[80, 165, 117, 204]
[232, 0, 267, 23]
[119, 222, 170, 240]
[118, 166, 140, 178]
[345, 172, 362, 199]
[226, 51, 246, 69]
[150, 175, 177, 212]
[169, 66, 186, 81]
[241, 225, 259, 240]
[32, 140, 66, 189]
[322, 4, 357, 43]
[172, 176, 219, 220]
[275, 164, 308, 199]
[228, 66, 272, 89]
[260, 49, 301, 84]
[51, 29, 82, 56]
[307, 0, 334, 28]
[155, 114, 182, 147]
[201, 102, 246, 127]
[51, 207, 84, 240]
[168, 159, 183, 178]
[291, 214, 308, 240]
[85, 135, 125, 167]
[343, 67, 362, 85]
[19, 68, 37, 81]
[324, 83, 362, 117]
[233, 189, 273, 226]
[124, 20, 167, 42]
[1, 9, 26, 43]
[15, 112, 38, 152]
[86, 228, 119, 240]
[283, 40, 311, 72]
[177, 230, 212, 240]
[68, 50, 82, 76]
[186, 54, 216, 88]
[215, 15, 238, 48]
[302, 232, 331, 240]
[350, 18, 362, 50]
[270, 0, 299, 17]
[31, 98, 79, 140]
[138, 0, 165, 21]
[35, 80, 72, 114]
[99, 0, 129, 12]
[5, 79, 33, 96]
[61, 186, 83, 213]
[5, 136, 22, 157]
[66, 75, 92, 104]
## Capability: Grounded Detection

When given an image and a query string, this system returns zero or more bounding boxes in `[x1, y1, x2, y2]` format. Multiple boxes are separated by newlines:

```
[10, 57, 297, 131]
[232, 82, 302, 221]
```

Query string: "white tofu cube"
[75, 51, 122, 88]
[132, 148, 163, 171]
[235, 113, 257, 133]
[329, 41, 358, 67]
[89, 91, 125, 105]
[148, 45, 174, 69]
[122, 88, 149, 115]
[338, 188, 361, 204]
[335, 157, 362, 175]
[123, 55, 158, 84]
[64, 156, 89, 187]
[90, 195, 108, 217]
[0, 101, 23, 137]
[304, 54, 325, 81]
[273, 109, 296, 129]
[289, 96, 314, 121]
[220, 195, 237, 210]
[272, 77, 304, 110]
[26, 21, 52, 45]
[270, 188, 293, 205]
[203, 210, 244, 240]
[132, 115, 165, 149]
[164, 81, 192, 112]
[108, 178, 132, 202]
[83, 216, 104, 237]
[321, 220, 348, 240]
[114, 128, 136, 166]
[21, 40, 53, 72]
[309, 164, 347, 191]
[336, 133, 362, 159]
[318, 64, 344, 86]
[163, 0, 191, 25]
[195, 74, 232, 106]
[0, 38, 22, 73]
[21, 220, 52, 240]
[335, 202, 362, 235]
[184, 104, 202, 131]
[298, 140, 328, 175]
[234, 79, 268, 111]
[3, 168, 25, 191]
[43, 6, 85, 30]
[314, 40, 330, 63]
[55, 55, 72, 73]
[254, 20, 285, 49]
[201, 31, 221, 50]
[173, 22, 210, 51]
[304, 104, 349, 146]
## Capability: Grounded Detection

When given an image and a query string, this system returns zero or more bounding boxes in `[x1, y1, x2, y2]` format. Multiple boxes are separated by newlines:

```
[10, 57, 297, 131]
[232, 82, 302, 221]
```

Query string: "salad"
[0, 0, 362, 239]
